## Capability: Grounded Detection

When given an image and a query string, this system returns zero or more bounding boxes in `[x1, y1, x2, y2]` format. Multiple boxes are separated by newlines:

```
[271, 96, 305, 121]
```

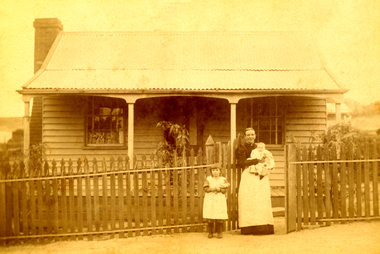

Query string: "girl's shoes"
[216, 222, 223, 239]
[207, 222, 214, 238]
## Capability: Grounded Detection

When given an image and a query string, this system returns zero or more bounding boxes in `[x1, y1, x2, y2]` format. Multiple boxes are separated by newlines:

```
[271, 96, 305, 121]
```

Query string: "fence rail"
[0, 137, 240, 245]
[286, 140, 380, 233]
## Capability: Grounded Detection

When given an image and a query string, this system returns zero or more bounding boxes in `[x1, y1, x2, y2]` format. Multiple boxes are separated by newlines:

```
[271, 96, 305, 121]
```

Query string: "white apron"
[238, 169, 274, 227]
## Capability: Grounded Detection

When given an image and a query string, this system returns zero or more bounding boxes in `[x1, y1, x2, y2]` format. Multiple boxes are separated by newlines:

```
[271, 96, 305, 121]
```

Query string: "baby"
[248, 142, 275, 179]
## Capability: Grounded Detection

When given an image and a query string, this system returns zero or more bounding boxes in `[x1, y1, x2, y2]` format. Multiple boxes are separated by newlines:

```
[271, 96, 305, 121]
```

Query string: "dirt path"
[1, 218, 380, 254]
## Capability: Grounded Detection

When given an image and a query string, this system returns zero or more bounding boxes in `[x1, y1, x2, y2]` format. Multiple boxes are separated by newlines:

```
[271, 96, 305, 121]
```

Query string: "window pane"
[259, 132, 270, 144]
[86, 97, 126, 145]
[259, 117, 270, 130]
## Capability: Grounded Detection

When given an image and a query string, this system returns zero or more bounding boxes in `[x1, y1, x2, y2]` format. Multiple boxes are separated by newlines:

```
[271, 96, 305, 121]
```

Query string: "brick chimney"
[33, 18, 63, 73]
[30, 18, 63, 146]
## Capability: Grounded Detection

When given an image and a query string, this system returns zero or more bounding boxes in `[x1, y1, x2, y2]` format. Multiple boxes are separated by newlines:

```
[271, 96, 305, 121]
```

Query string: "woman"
[236, 128, 275, 235]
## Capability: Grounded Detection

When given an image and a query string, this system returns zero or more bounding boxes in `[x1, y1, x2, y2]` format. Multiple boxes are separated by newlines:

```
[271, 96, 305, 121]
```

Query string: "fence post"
[205, 135, 214, 166]
[0, 162, 6, 243]
[285, 143, 297, 233]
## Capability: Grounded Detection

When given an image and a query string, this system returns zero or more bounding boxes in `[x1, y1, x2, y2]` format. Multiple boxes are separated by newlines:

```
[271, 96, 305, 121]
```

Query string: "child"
[203, 165, 230, 238]
[248, 142, 275, 179]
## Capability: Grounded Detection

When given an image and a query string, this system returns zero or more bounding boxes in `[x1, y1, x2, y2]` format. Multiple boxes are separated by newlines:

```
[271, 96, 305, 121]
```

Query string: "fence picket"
[316, 145, 323, 225]
[110, 157, 116, 239]
[364, 141, 370, 217]
[348, 144, 355, 218]
[165, 163, 171, 234]
[42, 162, 51, 242]
[0, 163, 6, 246]
[356, 143, 362, 217]
[117, 156, 125, 239]
[84, 158, 93, 241]
[173, 152, 179, 234]
[331, 145, 339, 221]
[12, 164, 20, 244]
[308, 145, 316, 225]
[5, 166, 12, 244]
[150, 154, 156, 235]
[52, 161, 59, 242]
[93, 158, 100, 233]
[324, 146, 331, 226]
[189, 148, 195, 232]
[181, 148, 187, 233]
[227, 142, 234, 230]
[101, 158, 108, 236]
[77, 159, 83, 240]
[141, 154, 148, 236]
[225, 143, 232, 231]
[302, 146, 309, 226]
[29, 165, 37, 240]
[68, 159, 75, 240]
[133, 163, 140, 236]
[20, 163, 28, 243]
[37, 163, 45, 242]
[157, 157, 163, 235]
[340, 144, 347, 222]
[296, 145, 302, 230]
[372, 141, 379, 216]
[126, 156, 133, 237]
[180, 153, 188, 233]
[197, 148, 204, 232]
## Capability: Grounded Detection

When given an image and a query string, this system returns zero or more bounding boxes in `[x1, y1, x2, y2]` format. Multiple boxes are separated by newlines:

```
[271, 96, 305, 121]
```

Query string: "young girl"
[203, 165, 230, 238]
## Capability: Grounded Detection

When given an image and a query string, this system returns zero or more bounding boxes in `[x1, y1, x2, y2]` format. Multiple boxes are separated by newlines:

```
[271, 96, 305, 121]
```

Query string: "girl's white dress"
[203, 176, 229, 220]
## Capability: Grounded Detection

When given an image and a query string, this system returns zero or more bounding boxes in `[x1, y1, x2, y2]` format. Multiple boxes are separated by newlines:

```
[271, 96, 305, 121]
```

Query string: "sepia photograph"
[0, 0, 379, 253]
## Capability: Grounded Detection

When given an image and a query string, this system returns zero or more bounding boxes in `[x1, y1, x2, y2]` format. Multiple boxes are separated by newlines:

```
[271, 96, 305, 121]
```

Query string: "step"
[272, 207, 285, 217]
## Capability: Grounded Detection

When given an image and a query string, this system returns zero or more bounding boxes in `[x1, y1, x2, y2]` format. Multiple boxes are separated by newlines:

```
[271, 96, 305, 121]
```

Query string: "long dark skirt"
[241, 224, 274, 235]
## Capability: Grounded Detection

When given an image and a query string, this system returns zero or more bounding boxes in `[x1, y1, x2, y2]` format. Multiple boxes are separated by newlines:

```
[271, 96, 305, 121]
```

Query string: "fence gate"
[0, 136, 242, 245]
[285, 141, 380, 233]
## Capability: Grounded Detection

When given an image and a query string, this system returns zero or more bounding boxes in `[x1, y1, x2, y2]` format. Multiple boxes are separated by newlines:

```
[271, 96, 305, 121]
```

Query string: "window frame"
[84, 96, 128, 148]
[245, 97, 284, 145]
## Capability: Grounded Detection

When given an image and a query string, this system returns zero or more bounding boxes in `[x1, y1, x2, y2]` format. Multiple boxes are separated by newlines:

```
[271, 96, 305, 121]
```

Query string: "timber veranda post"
[285, 143, 297, 233]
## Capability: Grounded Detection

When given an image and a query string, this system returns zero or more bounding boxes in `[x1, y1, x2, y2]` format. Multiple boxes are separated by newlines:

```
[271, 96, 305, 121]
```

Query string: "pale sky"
[1, 0, 379, 117]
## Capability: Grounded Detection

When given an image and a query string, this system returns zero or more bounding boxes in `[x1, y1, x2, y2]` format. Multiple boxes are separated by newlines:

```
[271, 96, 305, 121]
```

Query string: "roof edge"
[22, 31, 64, 89]
[60, 30, 311, 35]
[323, 67, 347, 90]
[39, 31, 64, 71]
[17, 88, 350, 95]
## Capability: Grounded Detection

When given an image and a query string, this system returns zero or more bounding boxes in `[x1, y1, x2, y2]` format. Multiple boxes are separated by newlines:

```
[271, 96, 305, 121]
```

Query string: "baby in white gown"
[248, 142, 275, 179]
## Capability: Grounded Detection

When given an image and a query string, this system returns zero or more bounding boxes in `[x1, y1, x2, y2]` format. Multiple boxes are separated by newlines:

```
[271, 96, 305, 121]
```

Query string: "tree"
[156, 121, 189, 166]
[320, 122, 361, 157]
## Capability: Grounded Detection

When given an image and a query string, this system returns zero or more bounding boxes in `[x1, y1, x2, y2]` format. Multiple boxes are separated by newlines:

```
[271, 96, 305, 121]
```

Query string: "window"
[86, 96, 127, 146]
[245, 97, 284, 145]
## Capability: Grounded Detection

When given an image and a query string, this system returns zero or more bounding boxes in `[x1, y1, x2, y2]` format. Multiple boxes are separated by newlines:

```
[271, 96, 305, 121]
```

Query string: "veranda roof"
[21, 31, 346, 93]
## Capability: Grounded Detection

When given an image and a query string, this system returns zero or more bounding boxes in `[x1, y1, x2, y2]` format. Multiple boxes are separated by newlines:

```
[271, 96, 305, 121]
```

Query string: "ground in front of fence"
[1, 218, 380, 254]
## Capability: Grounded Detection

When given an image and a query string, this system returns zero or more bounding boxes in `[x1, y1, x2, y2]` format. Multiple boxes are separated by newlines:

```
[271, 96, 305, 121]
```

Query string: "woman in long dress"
[235, 128, 275, 235]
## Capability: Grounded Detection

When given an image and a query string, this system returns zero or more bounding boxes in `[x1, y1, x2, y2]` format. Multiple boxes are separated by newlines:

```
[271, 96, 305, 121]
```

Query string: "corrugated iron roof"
[26, 69, 340, 90]
[22, 31, 344, 91]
